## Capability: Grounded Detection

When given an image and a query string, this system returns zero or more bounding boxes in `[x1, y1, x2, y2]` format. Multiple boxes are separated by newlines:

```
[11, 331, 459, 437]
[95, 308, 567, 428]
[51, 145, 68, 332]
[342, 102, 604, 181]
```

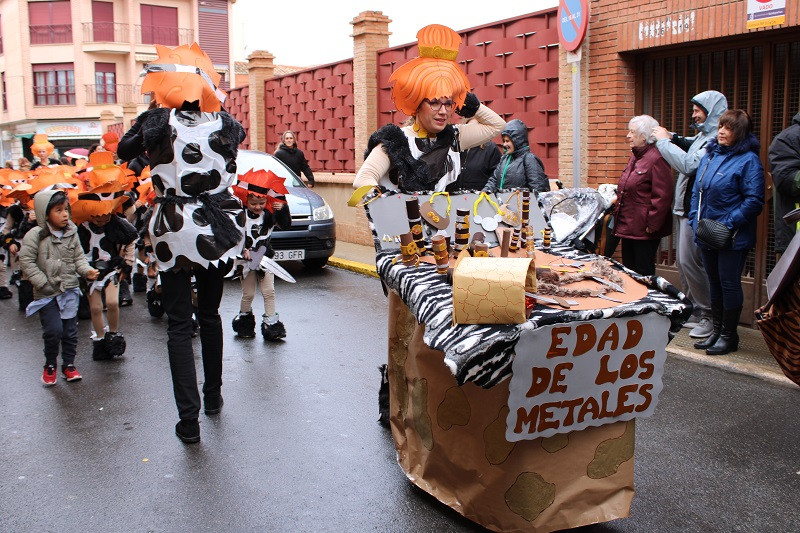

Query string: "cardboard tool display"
[365, 191, 547, 251]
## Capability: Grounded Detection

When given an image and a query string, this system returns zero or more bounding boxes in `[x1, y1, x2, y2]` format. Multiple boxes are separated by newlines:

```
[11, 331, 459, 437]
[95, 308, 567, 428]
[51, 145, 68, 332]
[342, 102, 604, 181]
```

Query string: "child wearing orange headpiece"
[117, 42, 246, 444]
[353, 24, 506, 193]
[30, 134, 60, 170]
[231, 169, 291, 340]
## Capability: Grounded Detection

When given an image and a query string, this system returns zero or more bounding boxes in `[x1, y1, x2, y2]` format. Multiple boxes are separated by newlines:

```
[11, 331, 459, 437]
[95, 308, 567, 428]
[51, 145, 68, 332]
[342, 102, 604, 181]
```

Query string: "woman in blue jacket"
[688, 109, 764, 355]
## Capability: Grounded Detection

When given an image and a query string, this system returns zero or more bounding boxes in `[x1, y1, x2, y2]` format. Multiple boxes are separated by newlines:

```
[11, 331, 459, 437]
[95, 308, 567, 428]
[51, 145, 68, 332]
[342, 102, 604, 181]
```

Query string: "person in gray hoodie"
[482, 119, 548, 194]
[18, 190, 99, 385]
[653, 90, 728, 339]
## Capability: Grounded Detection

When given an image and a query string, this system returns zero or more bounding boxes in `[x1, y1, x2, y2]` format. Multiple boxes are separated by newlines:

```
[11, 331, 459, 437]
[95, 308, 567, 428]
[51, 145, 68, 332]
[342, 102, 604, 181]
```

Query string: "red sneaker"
[62, 365, 82, 382]
[41, 366, 57, 386]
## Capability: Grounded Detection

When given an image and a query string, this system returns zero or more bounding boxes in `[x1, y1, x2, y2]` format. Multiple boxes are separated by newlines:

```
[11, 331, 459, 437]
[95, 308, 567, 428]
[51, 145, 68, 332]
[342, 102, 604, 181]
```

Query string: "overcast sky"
[231, 0, 558, 67]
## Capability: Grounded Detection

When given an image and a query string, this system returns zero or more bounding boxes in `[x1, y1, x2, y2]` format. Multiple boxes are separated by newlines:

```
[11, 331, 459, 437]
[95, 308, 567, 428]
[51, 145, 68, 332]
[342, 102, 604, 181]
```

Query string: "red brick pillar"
[351, 11, 391, 168]
[246, 50, 275, 153]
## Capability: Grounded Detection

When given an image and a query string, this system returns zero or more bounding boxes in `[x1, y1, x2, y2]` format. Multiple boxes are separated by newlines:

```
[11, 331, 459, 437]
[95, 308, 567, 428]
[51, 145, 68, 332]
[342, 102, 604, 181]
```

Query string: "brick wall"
[264, 60, 355, 172]
[223, 85, 250, 149]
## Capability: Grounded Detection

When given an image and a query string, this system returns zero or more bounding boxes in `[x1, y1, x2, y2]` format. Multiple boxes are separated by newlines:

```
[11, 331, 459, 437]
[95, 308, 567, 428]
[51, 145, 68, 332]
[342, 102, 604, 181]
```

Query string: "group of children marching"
[1, 132, 290, 387]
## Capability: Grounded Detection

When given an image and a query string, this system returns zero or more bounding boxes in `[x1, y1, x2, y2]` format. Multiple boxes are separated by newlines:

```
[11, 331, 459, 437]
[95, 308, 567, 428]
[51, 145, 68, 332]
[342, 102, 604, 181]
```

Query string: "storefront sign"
[557, 0, 589, 52]
[37, 121, 102, 139]
[506, 314, 669, 441]
[747, 0, 786, 29]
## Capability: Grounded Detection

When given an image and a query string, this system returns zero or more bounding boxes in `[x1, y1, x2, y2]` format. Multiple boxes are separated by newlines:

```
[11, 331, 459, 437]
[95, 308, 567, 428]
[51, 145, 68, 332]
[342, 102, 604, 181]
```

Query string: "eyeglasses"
[424, 99, 455, 112]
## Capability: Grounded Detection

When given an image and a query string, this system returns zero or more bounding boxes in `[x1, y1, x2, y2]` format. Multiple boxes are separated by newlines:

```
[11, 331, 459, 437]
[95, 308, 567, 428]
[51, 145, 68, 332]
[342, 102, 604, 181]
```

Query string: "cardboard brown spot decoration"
[437, 387, 471, 430]
[484, 406, 516, 465]
[504, 472, 557, 522]
[588, 420, 635, 479]
[411, 378, 434, 451]
[542, 433, 570, 453]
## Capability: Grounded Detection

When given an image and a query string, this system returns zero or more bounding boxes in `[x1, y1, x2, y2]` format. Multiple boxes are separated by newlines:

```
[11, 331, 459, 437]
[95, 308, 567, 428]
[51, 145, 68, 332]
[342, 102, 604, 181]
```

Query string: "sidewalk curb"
[329, 257, 378, 278]
[329, 256, 797, 389]
[666, 346, 796, 388]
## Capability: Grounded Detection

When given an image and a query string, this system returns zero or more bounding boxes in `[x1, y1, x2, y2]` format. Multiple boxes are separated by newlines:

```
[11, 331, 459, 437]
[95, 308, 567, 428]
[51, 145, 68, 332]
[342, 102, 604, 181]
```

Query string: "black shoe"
[204, 396, 224, 415]
[104, 331, 126, 357]
[17, 279, 33, 312]
[175, 419, 200, 444]
[232, 311, 256, 338]
[132, 273, 147, 293]
[0, 286, 11, 299]
[146, 289, 164, 318]
[92, 338, 112, 361]
[261, 319, 286, 341]
[118, 280, 133, 307]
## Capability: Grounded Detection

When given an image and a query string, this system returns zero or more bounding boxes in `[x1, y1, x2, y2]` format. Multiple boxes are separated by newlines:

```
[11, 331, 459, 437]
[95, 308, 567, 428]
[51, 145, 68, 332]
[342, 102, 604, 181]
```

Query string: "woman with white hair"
[612, 114, 674, 275]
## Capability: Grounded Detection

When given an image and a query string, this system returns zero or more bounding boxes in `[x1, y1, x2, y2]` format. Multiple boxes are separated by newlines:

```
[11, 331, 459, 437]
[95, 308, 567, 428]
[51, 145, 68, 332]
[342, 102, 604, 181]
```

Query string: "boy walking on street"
[18, 190, 99, 385]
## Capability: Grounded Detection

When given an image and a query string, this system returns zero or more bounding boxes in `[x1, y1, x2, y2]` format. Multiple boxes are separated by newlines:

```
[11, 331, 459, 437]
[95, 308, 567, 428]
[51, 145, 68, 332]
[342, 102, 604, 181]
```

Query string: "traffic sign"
[558, 0, 589, 52]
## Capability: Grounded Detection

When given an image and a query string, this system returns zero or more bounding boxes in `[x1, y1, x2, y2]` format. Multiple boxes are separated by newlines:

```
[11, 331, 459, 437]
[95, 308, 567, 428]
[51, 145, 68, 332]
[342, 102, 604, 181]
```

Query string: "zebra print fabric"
[376, 244, 692, 388]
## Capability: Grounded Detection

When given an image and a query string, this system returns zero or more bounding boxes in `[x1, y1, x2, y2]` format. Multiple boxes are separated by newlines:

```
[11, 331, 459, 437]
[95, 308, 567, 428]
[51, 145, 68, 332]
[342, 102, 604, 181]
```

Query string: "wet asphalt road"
[1, 264, 798, 532]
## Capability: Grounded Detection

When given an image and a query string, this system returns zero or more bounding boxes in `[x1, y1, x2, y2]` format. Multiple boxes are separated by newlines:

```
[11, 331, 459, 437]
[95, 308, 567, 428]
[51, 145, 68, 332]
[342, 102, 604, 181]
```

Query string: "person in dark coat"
[446, 118, 502, 191]
[613, 115, 674, 276]
[482, 119, 548, 194]
[768, 111, 800, 256]
[274, 131, 315, 187]
[688, 109, 764, 356]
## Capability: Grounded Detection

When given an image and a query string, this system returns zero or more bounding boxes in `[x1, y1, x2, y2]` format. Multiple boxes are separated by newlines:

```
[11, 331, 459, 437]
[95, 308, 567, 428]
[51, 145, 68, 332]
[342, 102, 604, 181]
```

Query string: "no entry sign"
[558, 0, 589, 52]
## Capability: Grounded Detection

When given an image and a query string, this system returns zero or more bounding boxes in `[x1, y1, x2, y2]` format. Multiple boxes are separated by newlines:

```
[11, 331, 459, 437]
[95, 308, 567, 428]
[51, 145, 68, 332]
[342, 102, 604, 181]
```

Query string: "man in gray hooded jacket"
[653, 90, 728, 338]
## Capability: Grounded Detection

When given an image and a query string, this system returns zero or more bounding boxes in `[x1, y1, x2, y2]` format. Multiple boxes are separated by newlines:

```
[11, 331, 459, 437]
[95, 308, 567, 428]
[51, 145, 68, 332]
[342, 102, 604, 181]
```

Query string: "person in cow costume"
[118, 43, 246, 444]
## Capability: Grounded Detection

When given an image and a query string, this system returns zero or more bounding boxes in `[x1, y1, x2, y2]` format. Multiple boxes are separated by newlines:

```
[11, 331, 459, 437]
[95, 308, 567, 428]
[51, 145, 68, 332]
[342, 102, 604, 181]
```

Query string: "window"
[29, 1, 72, 45]
[33, 63, 75, 105]
[92, 1, 114, 42]
[140, 4, 177, 46]
[95, 62, 116, 103]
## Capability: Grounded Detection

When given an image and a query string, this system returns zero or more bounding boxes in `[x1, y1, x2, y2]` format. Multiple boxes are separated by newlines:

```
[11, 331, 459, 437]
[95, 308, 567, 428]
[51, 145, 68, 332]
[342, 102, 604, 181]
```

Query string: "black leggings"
[620, 238, 661, 276]
[160, 263, 229, 421]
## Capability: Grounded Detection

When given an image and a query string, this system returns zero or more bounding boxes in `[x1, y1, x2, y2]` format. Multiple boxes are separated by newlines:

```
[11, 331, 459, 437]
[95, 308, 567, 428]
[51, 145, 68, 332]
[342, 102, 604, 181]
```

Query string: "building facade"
[559, 0, 800, 321]
[0, 0, 235, 162]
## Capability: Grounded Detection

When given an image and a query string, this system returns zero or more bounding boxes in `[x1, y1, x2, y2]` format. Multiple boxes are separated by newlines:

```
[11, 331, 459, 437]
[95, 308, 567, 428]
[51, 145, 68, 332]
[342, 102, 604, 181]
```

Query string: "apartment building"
[0, 0, 234, 162]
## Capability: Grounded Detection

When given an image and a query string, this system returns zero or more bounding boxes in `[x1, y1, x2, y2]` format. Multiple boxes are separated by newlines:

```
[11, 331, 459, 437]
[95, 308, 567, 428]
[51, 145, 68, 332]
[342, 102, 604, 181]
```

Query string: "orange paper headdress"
[388, 25, 471, 117]
[30, 134, 55, 156]
[141, 43, 226, 112]
[82, 151, 129, 192]
[101, 132, 119, 153]
[233, 169, 289, 212]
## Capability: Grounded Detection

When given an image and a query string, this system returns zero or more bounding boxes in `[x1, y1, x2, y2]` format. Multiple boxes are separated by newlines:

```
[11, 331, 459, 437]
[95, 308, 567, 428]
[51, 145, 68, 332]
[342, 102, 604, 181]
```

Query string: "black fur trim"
[364, 124, 457, 192]
[104, 215, 139, 246]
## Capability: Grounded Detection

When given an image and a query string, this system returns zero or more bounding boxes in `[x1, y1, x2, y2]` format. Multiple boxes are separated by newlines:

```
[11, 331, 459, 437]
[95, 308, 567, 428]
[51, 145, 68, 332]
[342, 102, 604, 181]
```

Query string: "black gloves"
[456, 92, 480, 118]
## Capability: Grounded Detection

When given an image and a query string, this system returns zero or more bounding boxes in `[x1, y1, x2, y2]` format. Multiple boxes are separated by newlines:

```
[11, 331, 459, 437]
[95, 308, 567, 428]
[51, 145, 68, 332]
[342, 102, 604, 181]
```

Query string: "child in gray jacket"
[18, 190, 99, 386]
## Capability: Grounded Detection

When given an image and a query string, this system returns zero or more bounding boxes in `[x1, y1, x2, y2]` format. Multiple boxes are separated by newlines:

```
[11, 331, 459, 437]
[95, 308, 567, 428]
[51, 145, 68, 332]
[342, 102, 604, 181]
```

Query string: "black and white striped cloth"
[377, 244, 691, 388]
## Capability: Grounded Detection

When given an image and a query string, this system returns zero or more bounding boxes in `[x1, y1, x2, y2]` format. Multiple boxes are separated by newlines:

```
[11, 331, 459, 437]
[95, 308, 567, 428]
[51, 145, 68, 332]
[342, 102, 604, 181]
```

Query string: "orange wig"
[388, 25, 471, 117]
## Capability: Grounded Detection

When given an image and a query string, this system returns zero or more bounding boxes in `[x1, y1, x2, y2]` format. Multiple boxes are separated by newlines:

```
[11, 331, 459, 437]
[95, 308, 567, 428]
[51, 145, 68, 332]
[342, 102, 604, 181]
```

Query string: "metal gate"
[638, 37, 800, 324]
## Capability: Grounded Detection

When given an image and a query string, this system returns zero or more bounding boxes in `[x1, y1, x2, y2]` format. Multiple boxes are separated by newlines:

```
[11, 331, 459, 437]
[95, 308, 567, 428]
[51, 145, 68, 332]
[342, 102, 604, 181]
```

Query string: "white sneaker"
[688, 316, 714, 338]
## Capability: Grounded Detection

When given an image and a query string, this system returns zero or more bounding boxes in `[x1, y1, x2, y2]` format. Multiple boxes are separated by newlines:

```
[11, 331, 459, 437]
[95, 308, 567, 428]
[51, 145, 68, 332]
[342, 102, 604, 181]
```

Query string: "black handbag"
[696, 218, 736, 249]
[695, 159, 737, 250]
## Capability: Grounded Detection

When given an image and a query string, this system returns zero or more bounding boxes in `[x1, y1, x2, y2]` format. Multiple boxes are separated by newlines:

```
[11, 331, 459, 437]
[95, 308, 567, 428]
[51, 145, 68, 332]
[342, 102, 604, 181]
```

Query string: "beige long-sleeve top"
[353, 104, 506, 191]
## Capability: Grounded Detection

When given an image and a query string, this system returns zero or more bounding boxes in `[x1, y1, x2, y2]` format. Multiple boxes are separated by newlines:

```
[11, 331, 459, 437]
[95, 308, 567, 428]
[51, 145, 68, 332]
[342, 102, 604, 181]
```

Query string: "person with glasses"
[354, 24, 505, 193]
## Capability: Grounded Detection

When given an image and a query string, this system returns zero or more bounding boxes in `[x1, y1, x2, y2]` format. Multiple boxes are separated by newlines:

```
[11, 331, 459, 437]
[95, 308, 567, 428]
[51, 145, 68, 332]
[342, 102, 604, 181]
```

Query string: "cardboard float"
[358, 188, 690, 531]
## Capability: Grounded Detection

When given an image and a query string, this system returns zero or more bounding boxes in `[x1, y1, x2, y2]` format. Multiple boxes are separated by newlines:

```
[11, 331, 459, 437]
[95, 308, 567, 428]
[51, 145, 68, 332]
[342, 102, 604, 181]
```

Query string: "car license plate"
[273, 249, 305, 261]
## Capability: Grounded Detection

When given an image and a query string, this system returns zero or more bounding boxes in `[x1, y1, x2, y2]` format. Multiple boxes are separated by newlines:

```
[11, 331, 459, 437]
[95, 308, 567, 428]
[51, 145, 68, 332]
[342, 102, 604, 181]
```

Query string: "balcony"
[81, 22, 131, 54]
[30, 24, 73, 45]
[84, 84, 151, 105]
[134, 25, 193, 47]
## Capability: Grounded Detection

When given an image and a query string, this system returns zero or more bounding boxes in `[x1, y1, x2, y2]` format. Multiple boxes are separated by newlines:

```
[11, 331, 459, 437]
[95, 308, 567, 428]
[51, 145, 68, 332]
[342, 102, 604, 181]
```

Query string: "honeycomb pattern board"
[387, 293, 635, 532]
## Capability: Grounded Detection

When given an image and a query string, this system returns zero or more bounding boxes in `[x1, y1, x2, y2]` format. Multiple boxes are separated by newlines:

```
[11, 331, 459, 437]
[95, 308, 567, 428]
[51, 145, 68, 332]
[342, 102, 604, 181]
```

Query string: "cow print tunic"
[148, 110, 245, 271]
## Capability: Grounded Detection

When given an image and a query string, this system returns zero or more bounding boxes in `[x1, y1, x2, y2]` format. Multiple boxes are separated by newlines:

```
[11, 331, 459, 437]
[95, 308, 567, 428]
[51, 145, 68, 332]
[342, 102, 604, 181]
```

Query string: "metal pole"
[572, 60, 580, 188]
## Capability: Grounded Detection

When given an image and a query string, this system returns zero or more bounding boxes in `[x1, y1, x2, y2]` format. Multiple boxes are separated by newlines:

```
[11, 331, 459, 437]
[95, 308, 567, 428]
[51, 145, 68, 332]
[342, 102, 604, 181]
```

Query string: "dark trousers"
[700, 248, 748, 309]
[160, 264, 228, 421]
[38, 299, 78, 368]
[620, 238, 661, 276]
